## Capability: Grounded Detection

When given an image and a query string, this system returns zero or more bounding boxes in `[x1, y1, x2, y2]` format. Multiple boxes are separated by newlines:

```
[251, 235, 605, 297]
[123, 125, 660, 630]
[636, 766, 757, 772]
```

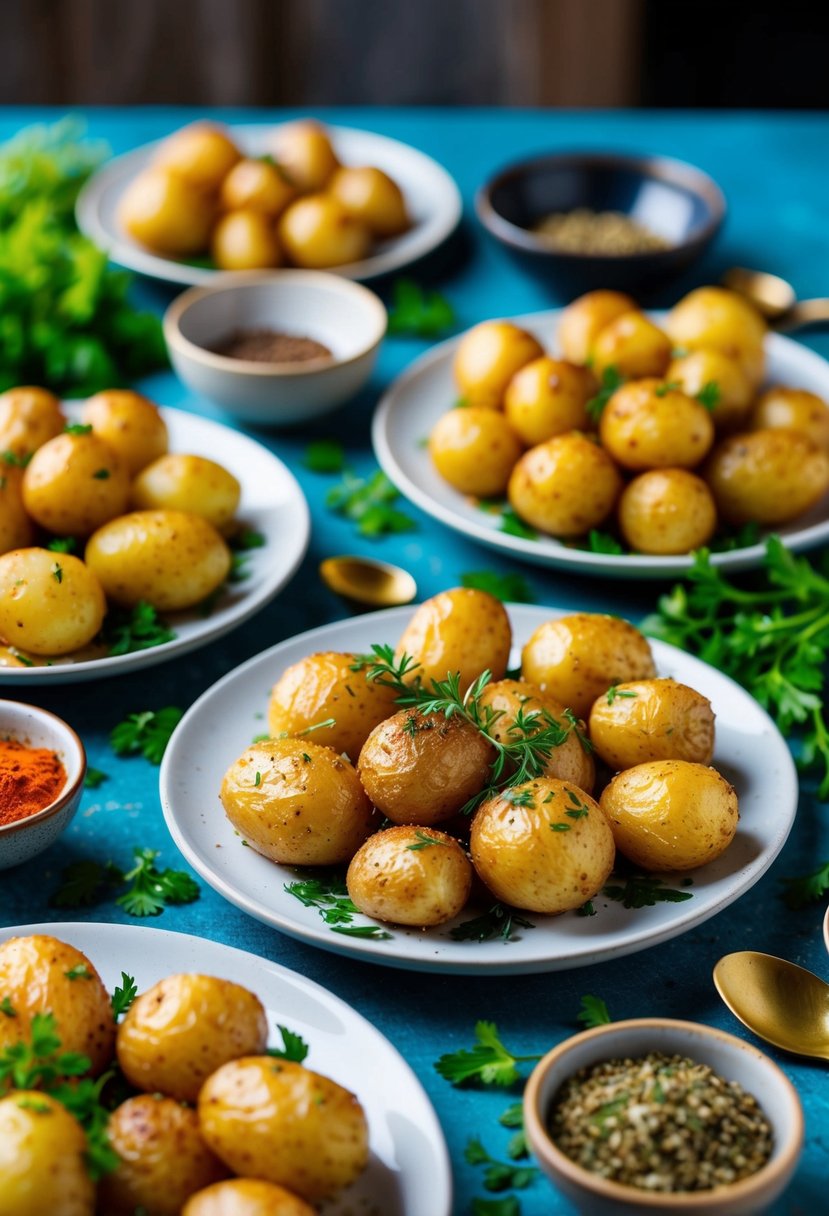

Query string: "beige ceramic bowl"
[164, 270, 387, 426]
[0, 700, 86, 870]
[524, 1018, 803, 1216]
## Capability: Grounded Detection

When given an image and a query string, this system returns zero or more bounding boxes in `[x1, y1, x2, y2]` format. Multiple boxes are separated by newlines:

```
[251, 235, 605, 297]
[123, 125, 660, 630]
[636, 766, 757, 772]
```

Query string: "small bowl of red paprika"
[0, 701, 85, 870]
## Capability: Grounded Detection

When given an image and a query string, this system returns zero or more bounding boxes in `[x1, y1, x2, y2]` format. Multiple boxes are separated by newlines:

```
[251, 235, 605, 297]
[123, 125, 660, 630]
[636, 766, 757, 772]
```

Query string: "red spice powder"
[0, 739, 66, 827]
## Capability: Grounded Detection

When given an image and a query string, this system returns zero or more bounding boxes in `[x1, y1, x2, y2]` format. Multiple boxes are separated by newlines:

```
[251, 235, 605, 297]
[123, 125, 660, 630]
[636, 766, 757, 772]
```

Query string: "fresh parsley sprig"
[586, 365, 625, 423]
[325, 468, 417, 538]
[460, 570, 535, 604]
[781, 860, 829, 909]
[50, 849, 199, 918]
[387, 278, 456, 338]
[602, 873, 693, 909]
[266, 1025, 310, 1063]
[435, 1021, 542, 1087]
[110, 973, 137, 1018]
[102, 601, 175, 656]
[449, 903, 535, 943]
[284, 872, 391, 940]
[465, 1137, 539, 1192]
[577, 994, 612, 1028]
[110, 706, 182, 764]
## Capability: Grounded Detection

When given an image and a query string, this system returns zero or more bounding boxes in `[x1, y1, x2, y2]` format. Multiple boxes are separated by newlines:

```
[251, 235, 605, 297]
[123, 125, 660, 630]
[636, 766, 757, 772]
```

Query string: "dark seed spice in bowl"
[212, 328, 333, 364]
[548, 1052, 773, 1192]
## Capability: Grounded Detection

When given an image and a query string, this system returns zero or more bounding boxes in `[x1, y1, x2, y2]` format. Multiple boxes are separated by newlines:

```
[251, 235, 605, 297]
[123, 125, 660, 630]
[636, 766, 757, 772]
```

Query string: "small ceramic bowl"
[524, 1018, 803, 1216]
[476, 152, 725, 299]
[0, 701, 86, 871]
[164, 270, 387, 426]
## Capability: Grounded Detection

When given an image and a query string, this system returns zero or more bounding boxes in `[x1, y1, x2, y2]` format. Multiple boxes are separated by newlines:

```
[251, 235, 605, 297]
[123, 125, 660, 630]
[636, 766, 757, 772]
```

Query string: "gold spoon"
[713, 950, 829, 1062]
[721, 266, 829, 332]
[319, 555, 417, 609]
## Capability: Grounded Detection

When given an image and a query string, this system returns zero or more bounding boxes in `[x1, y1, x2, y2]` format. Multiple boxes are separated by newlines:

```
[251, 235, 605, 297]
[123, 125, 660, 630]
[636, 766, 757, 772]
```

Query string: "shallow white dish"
[77, 123, 462, 286]
[373, 309, 829, 577]
[0, 402, 309, 683]
[0, 921, 452, 1216]
[160, 603, 798, 975]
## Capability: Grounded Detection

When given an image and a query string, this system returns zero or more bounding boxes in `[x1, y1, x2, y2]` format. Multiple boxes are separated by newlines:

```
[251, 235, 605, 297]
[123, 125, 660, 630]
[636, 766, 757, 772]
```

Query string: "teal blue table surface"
[2, 108, 829, 1214]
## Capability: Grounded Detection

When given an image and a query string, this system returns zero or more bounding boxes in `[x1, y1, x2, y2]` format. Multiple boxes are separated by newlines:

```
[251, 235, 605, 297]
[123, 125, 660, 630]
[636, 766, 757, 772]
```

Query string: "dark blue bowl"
[476, 152, 726, 301]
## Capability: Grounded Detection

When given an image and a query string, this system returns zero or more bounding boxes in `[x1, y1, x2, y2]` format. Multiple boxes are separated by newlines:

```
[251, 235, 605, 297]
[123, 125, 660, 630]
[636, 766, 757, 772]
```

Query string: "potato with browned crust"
[508, 432, 623, 537]
[347, 825, 472, 926]
[184, 1179, 316, 1216]
[599, 380, 714, 471]
[588, 678, 715, 771]
[557, 290, 637, 365]
[395, 587, 512, 692]
[667, 349, 754, 432]
[504, 357, 596, 445]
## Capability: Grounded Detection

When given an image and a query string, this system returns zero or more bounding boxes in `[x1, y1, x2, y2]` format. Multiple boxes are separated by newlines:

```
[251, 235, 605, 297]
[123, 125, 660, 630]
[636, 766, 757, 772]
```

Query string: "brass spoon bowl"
[714, 950, 829, 1062]
[319, 555, 417, 609]
[722, 266, 829, 332]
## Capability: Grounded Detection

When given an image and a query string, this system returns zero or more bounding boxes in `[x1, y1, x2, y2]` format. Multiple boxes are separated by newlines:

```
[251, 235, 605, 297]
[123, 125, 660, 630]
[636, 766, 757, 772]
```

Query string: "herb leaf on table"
[460, 570, 535, 603]
[434, 1021, 542, 1087]
[325, 468, 417, 537]
[781, 860, 829, 909]
[577, 994, 612, 1028]
[304, 439, 346, 473]
[387, 278, 456, 338]
[115, 848, 199, 918]
[465, 1137, 540, 1191]
[110, 706, 183, 764]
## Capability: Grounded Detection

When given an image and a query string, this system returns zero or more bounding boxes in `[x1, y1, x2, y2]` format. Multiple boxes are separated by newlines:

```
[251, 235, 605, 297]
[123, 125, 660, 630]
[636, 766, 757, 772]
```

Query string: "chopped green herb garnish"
[586, 366, 625, 422]
[435, 1020, 542, 1087]
[603, 874, 694, 909]
[605, 685, 638, 705]
[266, 1025, 309, 1063]
[782, 860, 829, 909]
[654, 380, 681, 397]
[92, 468, 110, 479]
[83, 767, 108, 789]
[110, 706, 182, 764]
[103, 600, 175, 656]
[326, 468, 416, 538]
[52, 562, 63, 583]
[465, 1136, 540, 1191]
[304, 439, 345, 473]
[696, 381, 721, 410]
[110, 973, 137, 1019]
[47, 536, 76, 553]
[387, 278, 456, 338]
[115, 847, 199, 917]
[577, 994, 612, 1028]
[64, 964, 91, 981]
[406, 829, 449, 851]
[500, 508, 537, 541]
[64, 423, 92, 435]
[449, 904, 535, 943]
[461, 570, 535, 603]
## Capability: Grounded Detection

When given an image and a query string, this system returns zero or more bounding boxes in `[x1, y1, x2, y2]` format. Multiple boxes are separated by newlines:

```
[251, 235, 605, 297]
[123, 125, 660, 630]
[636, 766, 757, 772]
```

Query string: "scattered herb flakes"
[304, 439, 346, 473]
[47, 535, 76, 553]
[499, 1102, 530, 1160]
[605, 685, 637, 705]
[709, 520, 761, 553]
[387, 278, 456, 338]
[586, 365, 625, 423]
[254, 771, 262, 787]
[231, 527, 266, 551]
[103, 600, 175, 656]
[326, 468, 416, 538]
[577, 899, 597, 917]
[582, 529, 625, 555]
[266, 1025, 309, 1063]
[449, 904, 535, 944]
[434, 1021, 541, 1087]
[64, 964, 91, 981]
[110, 973, 138, 1019]
[654, 380, 681, 397]
[461, 570, 535, 603]
[83, 767, 108, 789]
[465, 1136, 540, 1192]
[405, 829, 449, 851]
[51, 562, 63, 583]
[781, 860, 829, 909]
[503, 788, 535, 808]
[603, 873, 694, 909]
[284, 872, 390, 939]
[0, 997, 15, 1017]
[499, 509, 537, 541]
[63, 422, 92, 435]
[577, 994, 612, 1028]
[696, 381, 721, 410]
[110, 706, 182, 764]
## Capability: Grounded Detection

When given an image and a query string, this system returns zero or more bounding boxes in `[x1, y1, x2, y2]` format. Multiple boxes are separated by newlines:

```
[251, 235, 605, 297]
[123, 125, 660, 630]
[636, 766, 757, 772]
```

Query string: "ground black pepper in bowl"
[212, 328, 333, 364]
[548, 1051, 773, 1193]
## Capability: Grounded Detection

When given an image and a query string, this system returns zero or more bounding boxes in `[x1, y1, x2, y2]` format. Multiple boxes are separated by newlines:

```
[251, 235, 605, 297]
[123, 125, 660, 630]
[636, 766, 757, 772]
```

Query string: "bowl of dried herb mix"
[524, 1018, 803, 1216]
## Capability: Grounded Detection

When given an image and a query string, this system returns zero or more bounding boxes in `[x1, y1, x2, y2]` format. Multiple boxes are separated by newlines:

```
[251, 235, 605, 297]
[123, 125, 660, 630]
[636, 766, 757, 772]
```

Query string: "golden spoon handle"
[773, 298, 829, 332]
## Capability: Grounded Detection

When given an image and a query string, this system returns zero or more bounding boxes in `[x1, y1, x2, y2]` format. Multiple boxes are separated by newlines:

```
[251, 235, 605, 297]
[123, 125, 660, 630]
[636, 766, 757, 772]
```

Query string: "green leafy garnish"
[465, 1137, 540, 1191]
[50, 859, 117, 907]
[46, 536, 77, 553]
[284, 872, 391, 940]
[266, 1025, 309, 1063]
[406, 829, 449, 851]
[51, 562, 63, 583]
[782, 860, 829, 909]
[460, 570, 535, 603]
[449, 904, 536, 943]
[304, 439, 345, 473]
[577, 995, 612, 1028]
[696, 381, 721, 410]
[0, 116, 108, 228]
[110, 706, 183, 764]
[586, 366, 625, 422]
[585, 529, 624, 555]
[654, 380, 681, 397]
[64, 964, 91, 981]
[103, 601, 175, 656]
[435, 1021, 542, 1087]
[499, 1102, 529, 1159]
[0, 997, 16, 1017]
[499, 509, 537, 541]
[387, 278, 456, 338]
[64, 422, 92, 435]
[83, 767, 108, 789]
[115, 848, 199, 918]
[605, 685, 637, 705]
[603, 874, 694, 909]
[471, 1199, 521, 1216]
[110, 973, 138, 1019]
[326, 468, 416, 538]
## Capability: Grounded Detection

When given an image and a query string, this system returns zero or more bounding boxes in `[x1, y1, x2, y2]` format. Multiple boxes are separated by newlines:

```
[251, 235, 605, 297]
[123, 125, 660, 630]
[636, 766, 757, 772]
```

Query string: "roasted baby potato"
[476, 679, 595, 793]
[183, 1179, 316, 1216]
[266, 651, 399, 761]
[704, 428, 829, 524]
[272, 121, 340, 193]
[278, 195, 371, 268]
[666, 286, 766, 388]
[154, 123, 240, 190]
[210, 209, 282, 271]
[751, 386, 829, 451]
[0, 1091, 94, 1216]
[0, 935, 115, 1074]
[220, 738, 374, 865]
[97, 1096, 228, 1216]
[198, 1057, 369, 1202]
[453, 321, 544, 410]
[85, 509, 231, 611]
[508, 432, 623, 536]
[23, 431, 130, 536]
[522, 613, 656, 720]
[557, 290, 638, 365]
[347, 825, 473, 925]
[117, 169, 216, 257]
[503, 357, 595, 446]
[81, 390, 169, 476]
[329, 165, 409, 237]
[667, 349, 754, 432]
[470, 777, 615, 914]
[0, 548, 106, 656]
[600, 759, 738, 871]
[591, 310, 672, 380]
[0, 472, 34, 555]
[117, 973, 268, 1103]
[429, 407, 523, 498]
[588, 678, 715, 770]
[0, 386, 65, 458]
[395, 587, 512, 691]
[131, 454, 241, 531]
[358, 709, 492, 824]
[599, 379, 714, 471]
[219, 158, 295, 218]
[618, 468, 717, 555]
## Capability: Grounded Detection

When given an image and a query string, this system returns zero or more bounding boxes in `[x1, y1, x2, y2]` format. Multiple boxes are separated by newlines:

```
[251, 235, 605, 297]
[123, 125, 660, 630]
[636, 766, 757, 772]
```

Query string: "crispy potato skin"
[453, 321, 544, 410]
[0, 1091, 94, 1216]
[98, 1096, 228, 1216]
[667, 349, 754, 432]
[591, 310, 672, 380]
[347, 825, 473, 926]
[618, 468, 717, 555]
[198, 1057, 369, 1202]
[0, 936, 115, 1075]
[220, 738, 374, 865]
[183, 1179, 316, 1216]
[22, 432, 130, 536]
[599, 380, 714, 471]
[470, 778, 615, 914]
[751, 386, 829, 451]
[395, 588, 512, 691]
[588, 678, 715, 770]
[704, 428, 829, 524]
[476, 679, 595, 793]
[507, 432, 623, 537]
[666, 286, 766, 387]
[0, 387, 65, 458]
[557, 291, 638, 365]
[81, 390, 169, 476]
[600, 759, 738, 871]
[429, 407, 524, 498]
[521, 613, 656, 720]
[131, 454, 241, 531]
[503, 357, 595, 446]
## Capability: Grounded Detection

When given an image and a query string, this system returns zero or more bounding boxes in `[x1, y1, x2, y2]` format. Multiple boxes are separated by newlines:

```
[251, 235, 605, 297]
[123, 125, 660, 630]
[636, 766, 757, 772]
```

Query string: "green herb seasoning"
[532, 209, 670, 256]
[549, 1052, 773, 1192]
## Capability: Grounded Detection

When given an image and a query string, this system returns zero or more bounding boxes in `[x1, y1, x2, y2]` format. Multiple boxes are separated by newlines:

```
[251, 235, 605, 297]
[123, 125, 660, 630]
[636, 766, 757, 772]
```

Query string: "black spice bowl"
[476, 152, 726, 300]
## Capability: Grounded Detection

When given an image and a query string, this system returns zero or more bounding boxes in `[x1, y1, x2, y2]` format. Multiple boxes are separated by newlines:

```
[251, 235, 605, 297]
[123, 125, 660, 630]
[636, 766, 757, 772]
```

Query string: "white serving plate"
[77, 123, 462, 285]
[0, 402, 309, 683]
[160, 603, 798, 976]
[0, 921, 452, 1216]
[373, 309, 829, 577]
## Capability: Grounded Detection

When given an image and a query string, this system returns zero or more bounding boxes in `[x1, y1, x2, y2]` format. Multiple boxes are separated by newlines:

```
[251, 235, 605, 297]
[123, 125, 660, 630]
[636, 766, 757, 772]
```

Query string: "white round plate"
[0, 921, 451, 1216]
[0, 403, 309, 683]
[373, 309, 829, 577]
[77, 123, 462, 285]
[160, 603, 798, 976]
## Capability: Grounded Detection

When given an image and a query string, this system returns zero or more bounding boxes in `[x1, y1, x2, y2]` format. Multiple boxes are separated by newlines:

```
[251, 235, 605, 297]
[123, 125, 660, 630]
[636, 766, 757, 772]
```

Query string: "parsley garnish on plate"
[102, 600, 175, 656]
[284, 871, 391, 940]
[696, 380, 721, 410]
[602, 873, 694, 909]
[387, 278, 456, 338]
[109, 706, 183, 764]
[110, 973, 138, 1019]
[47, 535, 77, 553]
[64, 964, 91, 981]
[460, 570, 535, 603]
[266, 1025, 309, 1064]
[499, 508, 537, 541]
[586, 365, 625, 422]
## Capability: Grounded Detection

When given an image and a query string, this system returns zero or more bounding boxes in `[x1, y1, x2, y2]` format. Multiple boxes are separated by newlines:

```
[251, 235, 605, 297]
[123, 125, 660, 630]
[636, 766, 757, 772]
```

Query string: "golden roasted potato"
[752, 386, 829, 451]
[453, 321, 544, 410]
[395, 587, 512, 691]
[219, 158, 295, 217]
[0, 387, 65, 458]
[504, 357, 596, 445]
[429, 407, 523, 497]
[470, 777, 615, 914]
[704, 429, 829, 524]
[220, 738, 374, 866]
[266, 651, 399, 761]
[591, 310, 672, 380]
[272, 121, 340, 193]
[278, 195, 370, 268]
[210, 209, 282, 271]
[329, 165, 409, 237]
[85, 509, 231, 611]
[198, 1057, 369, 1202]
[81, 390, 169, 476]
[667, 349, 754, 432]
[0, 471, 33, 554]
[588, 678, 715, 770]
[117, 973, 268, 1103]
[347, 825, 473, 926]
[0, 935, 115, 1074]
[117, 169, 216, 256]
[154, 123, 240, 190]
[599, 379, 714, 471]
[98, 1096, 228, 1216]
[666, 287, 766, 387]
[184, 1179, 316, 1216]
[23, 431, 130, 536]
[522, 613, 656, 720]
[476, 679, 595, 793]
[617, 468, 717, 555]
[507, 432, 623, 536]
[358, 709, 492, 825]
[557, 290, 638, 365]
[600, 759, 738, 871]
[0, 549, 106, 656]
[131, 454, 241, 531]
[0, 1091, 94, 1216]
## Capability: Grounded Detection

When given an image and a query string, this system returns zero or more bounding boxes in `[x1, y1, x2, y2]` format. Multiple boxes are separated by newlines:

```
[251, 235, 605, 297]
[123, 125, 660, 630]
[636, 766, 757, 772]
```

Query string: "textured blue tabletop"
[2, 108, 829, 1215]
